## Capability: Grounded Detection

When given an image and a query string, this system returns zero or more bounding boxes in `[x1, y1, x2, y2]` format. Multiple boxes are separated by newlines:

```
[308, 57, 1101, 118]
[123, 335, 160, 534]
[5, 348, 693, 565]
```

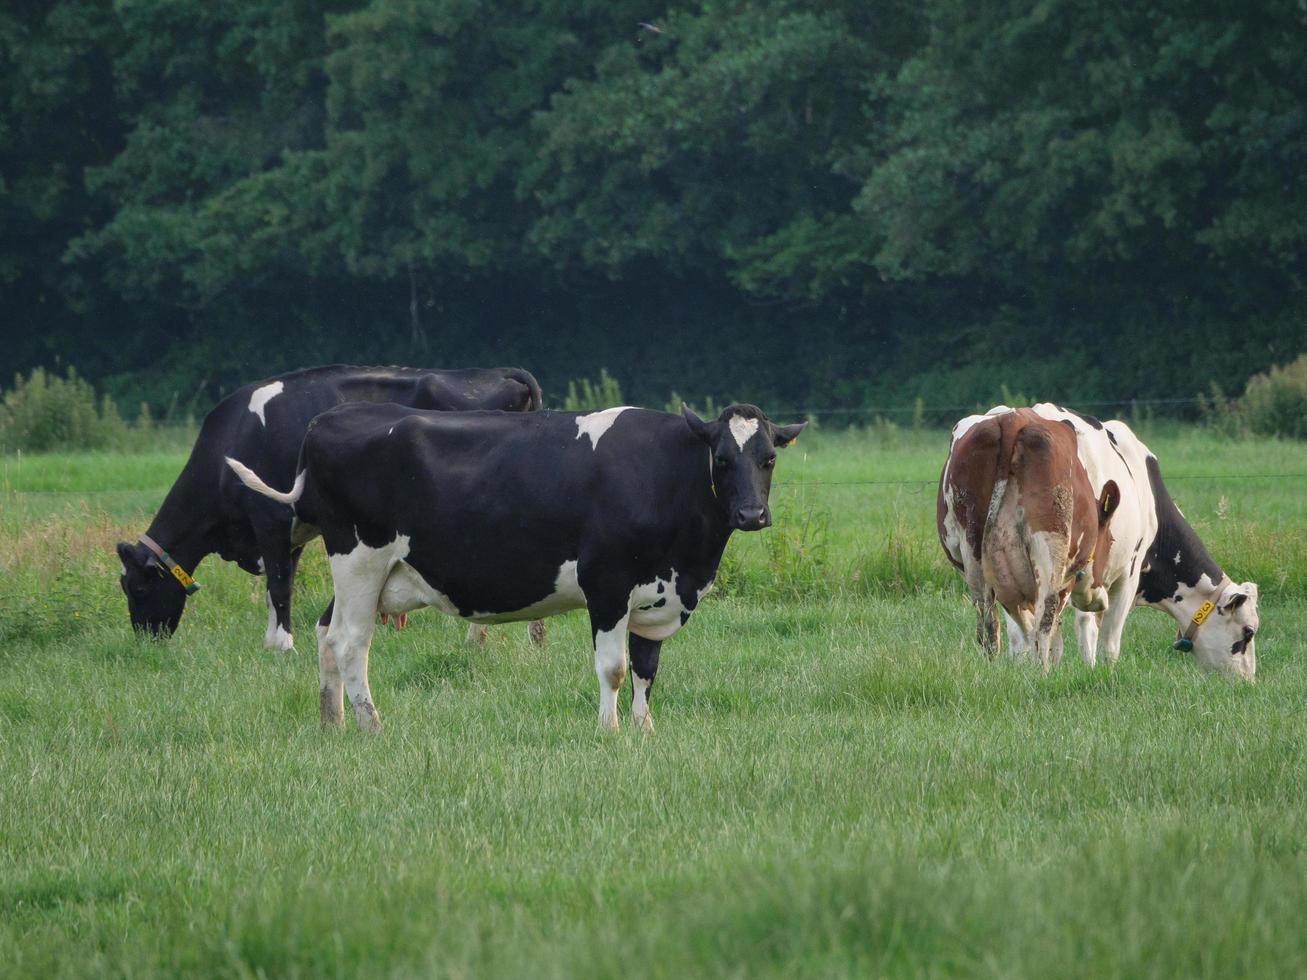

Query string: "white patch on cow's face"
[575, 406, 632, 449]
[263, 594, 294, 651]
[1188, 577, 1259, 679]
[728, 415, 759, 451]
[1173, 551, 1182, 565]
[247, 381, 284, 427]
[466, 560, 584, 623]
[257, 557, 265, 575]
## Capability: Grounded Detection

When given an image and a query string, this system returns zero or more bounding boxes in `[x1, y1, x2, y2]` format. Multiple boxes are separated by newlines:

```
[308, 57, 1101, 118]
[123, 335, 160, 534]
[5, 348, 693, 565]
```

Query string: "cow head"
[1191, 580, 1259, 679]
[682, 404, 805, 530]
[116, 540, 187, 637]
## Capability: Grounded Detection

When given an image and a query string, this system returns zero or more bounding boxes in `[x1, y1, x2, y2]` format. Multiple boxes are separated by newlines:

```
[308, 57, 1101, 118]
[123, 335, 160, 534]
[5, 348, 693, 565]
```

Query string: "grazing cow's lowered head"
[682, 404, 806, 530]
[116, 540, 190, 637]
[1180, 580, 1259, 679]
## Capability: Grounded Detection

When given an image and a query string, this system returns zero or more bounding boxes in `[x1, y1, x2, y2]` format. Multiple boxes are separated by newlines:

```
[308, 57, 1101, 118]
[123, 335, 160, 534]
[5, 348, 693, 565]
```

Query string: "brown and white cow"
[937, 407, 1120, 670]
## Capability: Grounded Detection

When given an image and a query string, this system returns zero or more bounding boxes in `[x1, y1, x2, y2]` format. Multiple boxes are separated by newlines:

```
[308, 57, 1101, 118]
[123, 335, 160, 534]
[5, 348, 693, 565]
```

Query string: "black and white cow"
[116, 364, 543, 648]
[226, 402, 805, 731]
[946, 404, 1259, 677]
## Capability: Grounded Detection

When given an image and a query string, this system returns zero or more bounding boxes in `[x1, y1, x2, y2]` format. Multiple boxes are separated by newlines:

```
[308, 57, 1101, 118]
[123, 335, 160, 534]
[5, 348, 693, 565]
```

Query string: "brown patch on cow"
[941, 408, 1122, 657]
[606, 661, 628, 691]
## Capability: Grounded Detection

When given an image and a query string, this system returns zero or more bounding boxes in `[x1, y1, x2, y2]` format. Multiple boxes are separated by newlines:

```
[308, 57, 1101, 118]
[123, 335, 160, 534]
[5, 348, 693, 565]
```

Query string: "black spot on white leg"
[629, 633, 661, 732]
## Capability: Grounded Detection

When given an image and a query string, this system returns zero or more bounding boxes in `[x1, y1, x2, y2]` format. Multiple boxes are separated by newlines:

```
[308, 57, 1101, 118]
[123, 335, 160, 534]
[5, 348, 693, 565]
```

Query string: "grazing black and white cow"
[944, 404, 1259, 677]
[116, 364, 544, 648]
[226, 402, 805, 731]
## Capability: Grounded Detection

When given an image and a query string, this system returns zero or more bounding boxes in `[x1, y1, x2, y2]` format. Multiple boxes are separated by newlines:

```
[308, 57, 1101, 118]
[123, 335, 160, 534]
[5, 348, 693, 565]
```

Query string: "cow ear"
[682, 404, 712, 444]
[770, 420, 806, 448]
[1222, 588, 1253, 612]
[1098, 480, 1121, 524]
[117, 541, 139, 567]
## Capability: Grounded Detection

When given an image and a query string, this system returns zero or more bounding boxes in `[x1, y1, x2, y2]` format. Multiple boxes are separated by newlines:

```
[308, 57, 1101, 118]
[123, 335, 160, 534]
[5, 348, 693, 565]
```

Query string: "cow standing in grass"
[1028, 403, 1259, 677]
[938, 407, 1122, 670]
[117, 364, 546, 650]
[939, 404, 1259, 677]
[227, 403, 805, 731]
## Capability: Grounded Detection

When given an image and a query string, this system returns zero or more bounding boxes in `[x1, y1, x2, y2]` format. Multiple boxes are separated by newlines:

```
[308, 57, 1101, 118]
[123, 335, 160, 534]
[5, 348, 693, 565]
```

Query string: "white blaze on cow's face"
[1192, 580, 1259, 679]
[682, 404, 805, 531]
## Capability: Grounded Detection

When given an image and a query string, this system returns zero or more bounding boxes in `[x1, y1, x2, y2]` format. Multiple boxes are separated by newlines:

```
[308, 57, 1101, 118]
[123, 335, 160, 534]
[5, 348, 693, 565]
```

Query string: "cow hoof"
[465, 623, 489, 647]
[352, 700, 382, 731]
[633, 712, 655, 735]
[598, 711, 619, 733]
[528, 619, 547, 647]
[264, 629, 295, 652]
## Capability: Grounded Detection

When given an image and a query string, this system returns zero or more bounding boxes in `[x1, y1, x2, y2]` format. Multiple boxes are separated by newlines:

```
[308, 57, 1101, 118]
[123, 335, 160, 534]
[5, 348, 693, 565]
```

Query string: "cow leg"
[256, 530, 297, 652]
[1030, 588, 1067, 672]
[528, 619, 547, 647]
[964, 566, 1000, 658]
[1094, 578, 1135, 667]
[326, 548, 392, 731]
[1076, 609, 1102, 667]
[1003, 610, 1028, 662]
[465, 623, 489, 646]
[1049, 601, 1066, 667]
[316, 599, 344, 726]
[629, 634, 661, 734]
[590, 612, 630, 732]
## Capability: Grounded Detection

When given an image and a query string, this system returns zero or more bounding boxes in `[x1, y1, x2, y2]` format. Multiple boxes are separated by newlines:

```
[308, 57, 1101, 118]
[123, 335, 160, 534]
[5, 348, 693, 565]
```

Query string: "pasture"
[2, 424, 1306, 978]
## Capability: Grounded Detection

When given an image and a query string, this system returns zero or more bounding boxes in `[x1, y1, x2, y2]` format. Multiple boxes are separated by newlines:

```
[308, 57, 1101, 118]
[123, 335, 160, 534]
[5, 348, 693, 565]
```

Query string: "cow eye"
[714, 454, 730, 468]
[763, 455, 776, 469]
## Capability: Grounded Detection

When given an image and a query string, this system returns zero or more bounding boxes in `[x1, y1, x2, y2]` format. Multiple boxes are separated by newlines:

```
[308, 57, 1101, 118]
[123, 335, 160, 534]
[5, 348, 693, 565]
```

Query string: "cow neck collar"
[138, 533, 202, 595]
[1170, 576, 1231, 652]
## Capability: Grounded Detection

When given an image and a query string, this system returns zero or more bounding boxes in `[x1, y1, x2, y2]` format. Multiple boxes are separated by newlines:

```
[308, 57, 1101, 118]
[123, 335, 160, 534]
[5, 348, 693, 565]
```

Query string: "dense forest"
[2, 0, 1305, 415]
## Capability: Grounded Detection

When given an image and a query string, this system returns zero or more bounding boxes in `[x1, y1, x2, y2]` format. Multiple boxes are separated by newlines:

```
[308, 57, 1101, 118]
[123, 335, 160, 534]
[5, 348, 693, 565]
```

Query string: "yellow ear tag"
[171, 565, 195, 589]
[1191, 600, 1215, 626]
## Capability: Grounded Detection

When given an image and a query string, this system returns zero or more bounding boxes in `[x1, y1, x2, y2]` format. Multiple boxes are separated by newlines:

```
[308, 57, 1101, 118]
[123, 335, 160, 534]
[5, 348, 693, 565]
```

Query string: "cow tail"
[225, 457, 305, 506]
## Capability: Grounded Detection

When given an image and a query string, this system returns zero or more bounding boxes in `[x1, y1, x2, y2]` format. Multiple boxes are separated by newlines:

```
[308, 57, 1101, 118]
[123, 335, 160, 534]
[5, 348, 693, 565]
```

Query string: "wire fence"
[777, 395, 1226, 420]
[4, 471, 1302, 500]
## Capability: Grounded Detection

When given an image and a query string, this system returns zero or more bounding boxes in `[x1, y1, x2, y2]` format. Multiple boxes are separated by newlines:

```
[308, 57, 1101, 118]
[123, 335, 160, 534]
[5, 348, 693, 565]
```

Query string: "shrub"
[1242, 353, 1307, 439]
[561, 369, 623, 412]
[666, 391, 725, 419]
[1197, 381, 1247, 437]
[0, 367, 133, 452]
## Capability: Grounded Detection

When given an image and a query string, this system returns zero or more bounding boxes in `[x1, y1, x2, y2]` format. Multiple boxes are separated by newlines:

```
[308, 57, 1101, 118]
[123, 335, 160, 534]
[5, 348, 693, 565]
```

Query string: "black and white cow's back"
[117, 364, 543, 647]
[227, 402, 805, 731]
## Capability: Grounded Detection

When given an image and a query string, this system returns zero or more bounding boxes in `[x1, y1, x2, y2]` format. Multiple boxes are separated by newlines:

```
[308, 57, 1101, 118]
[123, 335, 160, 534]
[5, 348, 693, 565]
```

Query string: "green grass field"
[2, 425, 1305, 977]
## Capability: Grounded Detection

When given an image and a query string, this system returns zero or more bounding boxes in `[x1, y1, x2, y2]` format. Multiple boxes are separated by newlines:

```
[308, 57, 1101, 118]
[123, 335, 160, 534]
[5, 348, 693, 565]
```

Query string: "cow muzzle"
[732, 505, 771, 530]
